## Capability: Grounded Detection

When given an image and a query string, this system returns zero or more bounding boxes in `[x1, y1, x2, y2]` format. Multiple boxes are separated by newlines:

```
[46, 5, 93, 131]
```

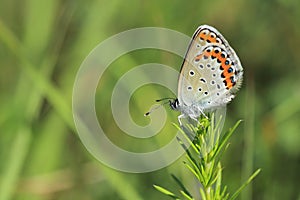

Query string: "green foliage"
[154, 116, 261, 200]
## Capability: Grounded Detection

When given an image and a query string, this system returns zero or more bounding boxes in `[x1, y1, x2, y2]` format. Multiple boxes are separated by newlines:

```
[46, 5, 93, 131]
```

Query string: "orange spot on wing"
[216, 53, 226, 63]
[204, 51, 211, 57]
[226, 78, 233, 88]
[194, 54, 202, 61]
[207, 37, 217, 43]
[221, 59, 235, 89]
[198, 30, 218, 43]
[199, 32, 207, 40]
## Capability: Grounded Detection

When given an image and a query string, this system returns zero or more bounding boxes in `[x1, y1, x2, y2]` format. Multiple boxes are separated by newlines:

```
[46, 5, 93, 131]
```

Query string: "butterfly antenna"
[144, 104, 162, 116]
[156, 97, 176, 102]
[144, 98, 175, 116]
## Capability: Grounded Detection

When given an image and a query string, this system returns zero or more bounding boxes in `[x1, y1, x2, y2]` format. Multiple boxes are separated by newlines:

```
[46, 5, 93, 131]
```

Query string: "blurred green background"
[1, 0, 300, 199]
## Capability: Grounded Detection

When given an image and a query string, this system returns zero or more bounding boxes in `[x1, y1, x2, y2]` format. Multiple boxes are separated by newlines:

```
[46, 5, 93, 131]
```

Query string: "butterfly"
[146, 25, 243, 125]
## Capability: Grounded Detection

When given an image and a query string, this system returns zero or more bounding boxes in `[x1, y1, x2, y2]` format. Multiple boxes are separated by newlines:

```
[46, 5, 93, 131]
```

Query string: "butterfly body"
[172, 25, 243, 123]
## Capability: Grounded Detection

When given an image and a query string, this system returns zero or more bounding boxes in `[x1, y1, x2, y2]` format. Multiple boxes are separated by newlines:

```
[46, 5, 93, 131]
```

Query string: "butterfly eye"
[216, 38, 222, 43]
[187, 86, 193, 91]
[210, 32, 216, 38]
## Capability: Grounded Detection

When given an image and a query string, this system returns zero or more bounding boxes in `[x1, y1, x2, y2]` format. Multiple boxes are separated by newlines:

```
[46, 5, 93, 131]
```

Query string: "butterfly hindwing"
[178, 25, 243, 112]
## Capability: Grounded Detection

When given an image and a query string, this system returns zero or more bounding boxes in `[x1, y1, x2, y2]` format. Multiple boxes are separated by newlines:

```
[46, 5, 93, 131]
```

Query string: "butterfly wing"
[178, 25, 243, 111]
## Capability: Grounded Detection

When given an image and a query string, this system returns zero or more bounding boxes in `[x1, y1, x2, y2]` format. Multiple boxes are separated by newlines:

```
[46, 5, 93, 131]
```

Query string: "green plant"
[154, 114, 261, 200]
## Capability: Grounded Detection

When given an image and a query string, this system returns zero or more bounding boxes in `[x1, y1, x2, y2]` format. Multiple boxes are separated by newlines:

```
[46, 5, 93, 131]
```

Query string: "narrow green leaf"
[229, 169, 261, 200]
[184, 162, 201, 182]
[200, 164, 209, 186]
[207, 167, 220, 187]
[223, 191, 230, 200]
[171, 174, 193, 199]
[213, 120, 242, 159]
[220, 185, 228, 198]
[173, 123, 200, 154]
[180, 190, 194, 200]
[199, 188, 207, 200]
[185, 153, 201, 176]
[215, 162, 222, 196]
[207, 159, 216, 178]
[153, 185, 180, 199]
[184, 147, 200, 170]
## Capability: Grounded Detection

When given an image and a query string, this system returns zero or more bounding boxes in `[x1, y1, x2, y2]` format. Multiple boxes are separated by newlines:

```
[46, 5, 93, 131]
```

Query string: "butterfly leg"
[177, 114, 185, 126]
[189, 116, 202, 127]
[190, 116, 199, 122]
[197, 106, 208, 119]
[179, 114, 200, 127]
[202, 112, 208, 119]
